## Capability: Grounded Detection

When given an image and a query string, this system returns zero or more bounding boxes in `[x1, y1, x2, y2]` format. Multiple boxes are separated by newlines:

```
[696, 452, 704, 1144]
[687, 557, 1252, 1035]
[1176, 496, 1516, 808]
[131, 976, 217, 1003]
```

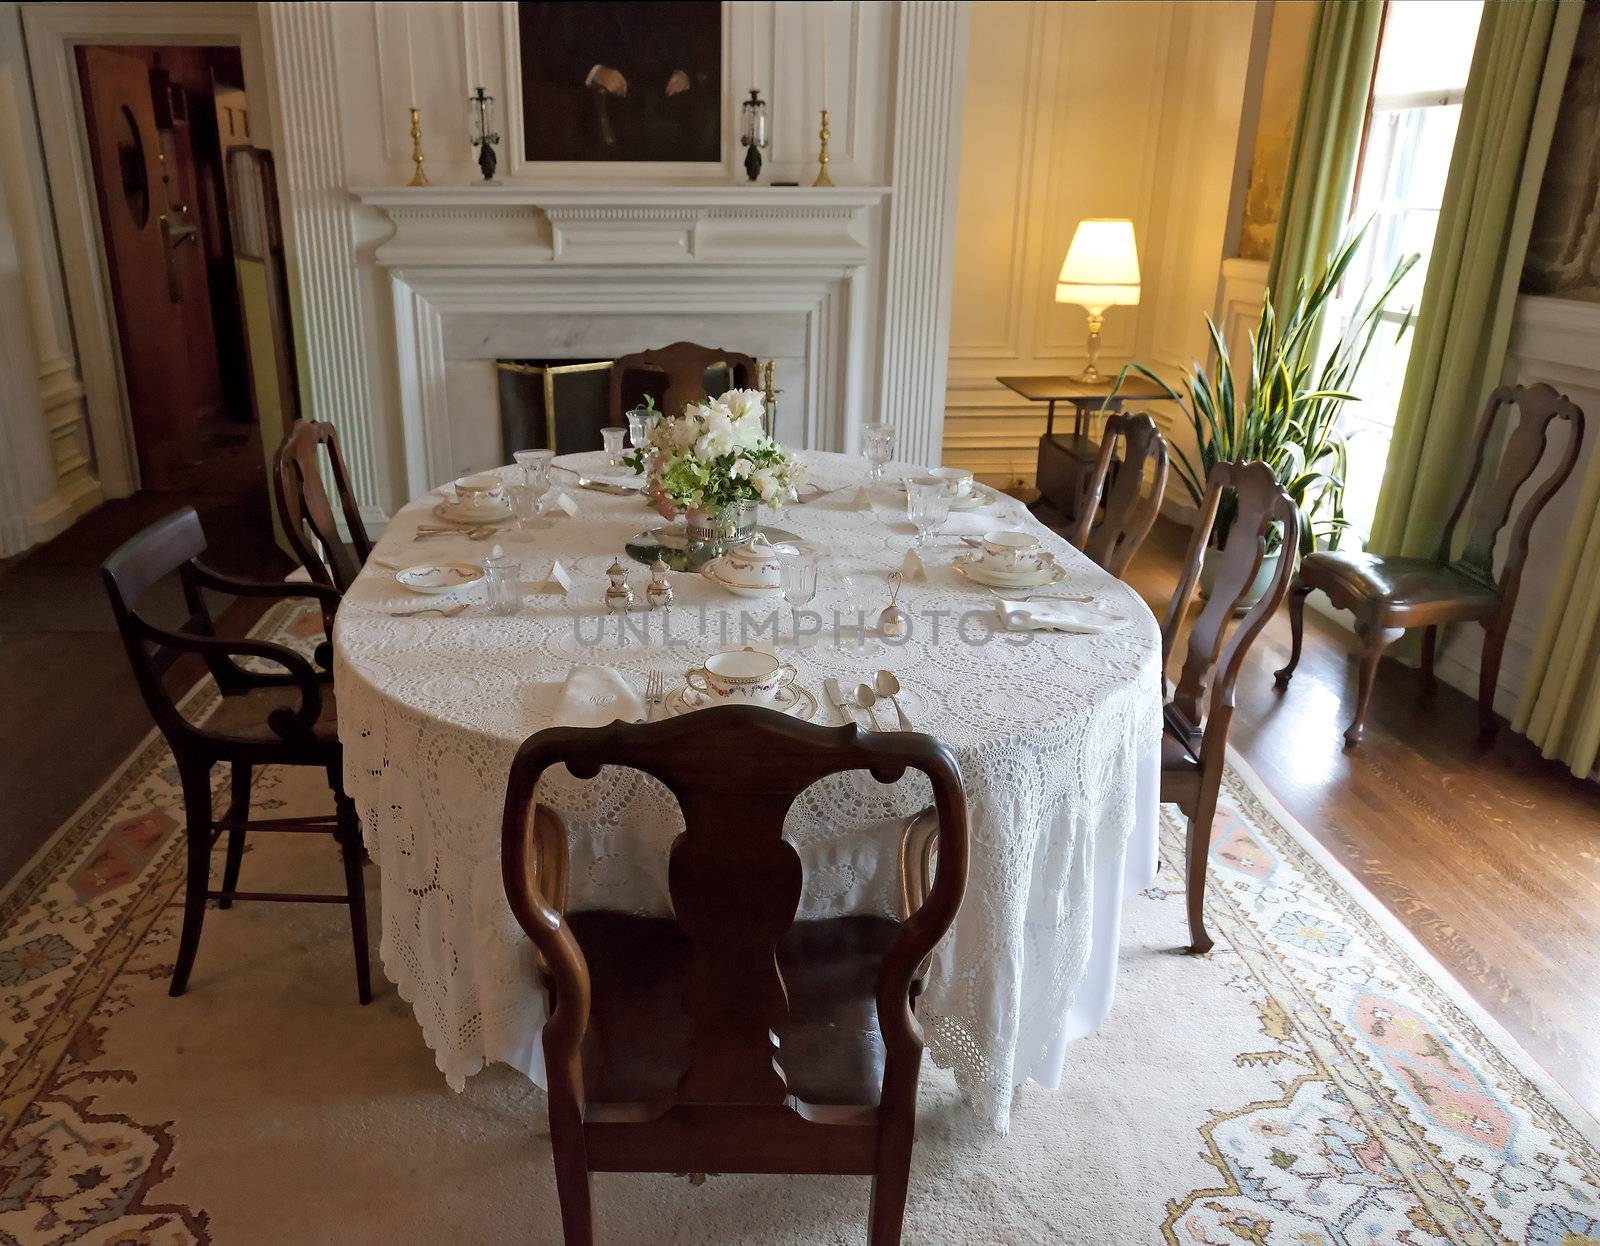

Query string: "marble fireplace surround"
[354, 186, 891, 496]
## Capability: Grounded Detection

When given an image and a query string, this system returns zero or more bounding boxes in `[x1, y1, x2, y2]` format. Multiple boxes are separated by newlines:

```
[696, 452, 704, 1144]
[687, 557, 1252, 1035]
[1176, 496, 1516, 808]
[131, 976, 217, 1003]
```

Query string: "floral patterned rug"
[0, 604, 1596, 1244]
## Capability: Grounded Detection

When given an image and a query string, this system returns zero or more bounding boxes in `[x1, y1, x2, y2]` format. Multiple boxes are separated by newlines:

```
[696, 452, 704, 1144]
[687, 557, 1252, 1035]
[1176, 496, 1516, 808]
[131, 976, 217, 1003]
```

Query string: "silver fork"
[644, 671, 666, 721]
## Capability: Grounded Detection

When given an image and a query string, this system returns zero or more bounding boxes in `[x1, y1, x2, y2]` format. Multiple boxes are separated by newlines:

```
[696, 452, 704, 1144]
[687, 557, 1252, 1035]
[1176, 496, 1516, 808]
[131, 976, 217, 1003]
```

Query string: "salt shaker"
[646, 556, 673, 609]
[604, 558, 635, 613]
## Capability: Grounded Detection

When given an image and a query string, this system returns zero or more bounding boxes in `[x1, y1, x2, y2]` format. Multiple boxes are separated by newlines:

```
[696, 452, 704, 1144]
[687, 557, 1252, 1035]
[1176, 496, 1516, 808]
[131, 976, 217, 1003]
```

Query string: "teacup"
[928, 466, 974, 497]
[714, 533, 784, 591]
[685, 646, 797, 706]
[981, 529, 1054, 574]
[453, 473, 506, 514]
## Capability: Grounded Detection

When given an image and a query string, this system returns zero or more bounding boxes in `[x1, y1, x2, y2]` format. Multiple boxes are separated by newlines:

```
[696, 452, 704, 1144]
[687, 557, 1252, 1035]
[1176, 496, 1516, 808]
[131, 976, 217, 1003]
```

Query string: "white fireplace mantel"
[351, 185, 891, 268]
[352, 184, 895, 496]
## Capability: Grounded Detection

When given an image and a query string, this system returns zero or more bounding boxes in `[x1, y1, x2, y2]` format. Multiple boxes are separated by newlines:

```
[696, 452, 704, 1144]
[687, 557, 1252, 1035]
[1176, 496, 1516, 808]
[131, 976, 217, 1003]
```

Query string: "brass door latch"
[158, 208, 199, 303]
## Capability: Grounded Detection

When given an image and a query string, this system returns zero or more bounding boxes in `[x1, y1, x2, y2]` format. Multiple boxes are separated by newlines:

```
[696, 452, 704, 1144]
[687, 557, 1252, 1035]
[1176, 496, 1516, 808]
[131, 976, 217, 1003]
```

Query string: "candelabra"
[740, 88, 769, 183]
[469, 87, 500, 183]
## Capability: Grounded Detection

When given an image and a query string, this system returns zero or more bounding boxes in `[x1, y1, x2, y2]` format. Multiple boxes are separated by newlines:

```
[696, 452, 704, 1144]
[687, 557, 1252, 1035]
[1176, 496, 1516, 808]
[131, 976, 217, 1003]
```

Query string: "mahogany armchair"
[1162, 461, 1299, 953]
[1068, 411, 1170, 577]
[501, 706, 969, 1246]
[274, 419, 372, 593]
[1275, 383, 1585, 746]
[608, 341, 758, 423]
[102, 507, 371, 1003]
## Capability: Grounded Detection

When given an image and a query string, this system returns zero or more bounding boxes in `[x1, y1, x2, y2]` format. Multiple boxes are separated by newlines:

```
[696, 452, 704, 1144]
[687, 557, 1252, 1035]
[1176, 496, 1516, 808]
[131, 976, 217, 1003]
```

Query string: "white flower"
[694, 410, 736, 460]
[721, 388, 765, 426]
[729, 459, 753, 479]
[750, 467, 779, 501]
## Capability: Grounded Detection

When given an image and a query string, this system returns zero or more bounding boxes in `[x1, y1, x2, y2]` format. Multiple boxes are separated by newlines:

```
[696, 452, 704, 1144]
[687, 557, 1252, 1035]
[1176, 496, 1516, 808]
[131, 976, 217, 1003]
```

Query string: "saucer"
[433, 497, 511, 525]
[952, 553, 1066, 589]
[665, 683, 818, 720]
[701, 559, 784, 598]
[895, 480, 992, 511]
[395, 562, 484, 594]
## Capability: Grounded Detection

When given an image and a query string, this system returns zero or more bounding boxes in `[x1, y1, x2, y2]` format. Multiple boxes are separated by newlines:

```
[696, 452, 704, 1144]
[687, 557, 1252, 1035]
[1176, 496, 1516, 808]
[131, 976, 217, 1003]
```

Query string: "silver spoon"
[854, 683, 885, 730]
[874, 670, 913, 731]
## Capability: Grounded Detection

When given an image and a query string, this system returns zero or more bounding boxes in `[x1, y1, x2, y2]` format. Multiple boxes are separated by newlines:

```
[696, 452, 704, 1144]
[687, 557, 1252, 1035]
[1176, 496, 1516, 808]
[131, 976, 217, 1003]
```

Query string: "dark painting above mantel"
[517, 0, 722, 163]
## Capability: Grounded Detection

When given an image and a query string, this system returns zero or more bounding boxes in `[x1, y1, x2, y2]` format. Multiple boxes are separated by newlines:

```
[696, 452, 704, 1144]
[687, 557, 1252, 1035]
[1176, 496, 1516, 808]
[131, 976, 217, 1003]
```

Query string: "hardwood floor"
[1123, 516, 1600, 1125]
[0, 485, 285, 888]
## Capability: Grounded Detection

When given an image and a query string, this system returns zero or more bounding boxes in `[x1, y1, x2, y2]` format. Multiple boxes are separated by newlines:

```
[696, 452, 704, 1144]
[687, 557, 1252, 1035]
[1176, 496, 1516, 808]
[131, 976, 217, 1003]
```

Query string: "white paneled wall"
[942, 0, 1258, 489]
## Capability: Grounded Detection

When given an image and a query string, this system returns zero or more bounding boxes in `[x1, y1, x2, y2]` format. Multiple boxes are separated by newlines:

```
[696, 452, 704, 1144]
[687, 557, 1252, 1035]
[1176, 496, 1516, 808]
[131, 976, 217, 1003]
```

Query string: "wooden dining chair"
[1161, 461, 1299, 954]
[1275, 383, 1585, 746]
[608, 341, 758, 423]
[102, 507, 371, 1004]
[501, 706, 970, 1246]
[1068, 411, 1170, 576]
[273, 419, 372, 592]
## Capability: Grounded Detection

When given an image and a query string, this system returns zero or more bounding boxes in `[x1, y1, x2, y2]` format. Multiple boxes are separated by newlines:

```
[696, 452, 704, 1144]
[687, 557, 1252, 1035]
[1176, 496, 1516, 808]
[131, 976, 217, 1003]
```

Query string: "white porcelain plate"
[664, 683, 818, 720]
[395, 562, 484, 594]
[951, 553, 1067, 589]
[895, 479, 994, 511]
[432, 497, 511, 525]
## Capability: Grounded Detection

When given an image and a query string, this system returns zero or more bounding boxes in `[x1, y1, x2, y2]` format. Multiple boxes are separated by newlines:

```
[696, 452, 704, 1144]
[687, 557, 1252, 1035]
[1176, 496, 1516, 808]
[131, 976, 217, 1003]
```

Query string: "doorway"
[75, 42, 284, 570]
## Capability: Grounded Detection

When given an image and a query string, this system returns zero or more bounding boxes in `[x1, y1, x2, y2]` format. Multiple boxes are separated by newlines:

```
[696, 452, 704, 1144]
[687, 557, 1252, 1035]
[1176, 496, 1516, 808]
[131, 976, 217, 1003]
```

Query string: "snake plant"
[1111, 224, 1417, 555]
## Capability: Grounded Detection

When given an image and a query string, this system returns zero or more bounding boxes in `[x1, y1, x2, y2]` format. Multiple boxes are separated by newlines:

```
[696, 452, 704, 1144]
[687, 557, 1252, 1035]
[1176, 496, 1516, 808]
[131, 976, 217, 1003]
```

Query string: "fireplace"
[353, 185, 890, 494]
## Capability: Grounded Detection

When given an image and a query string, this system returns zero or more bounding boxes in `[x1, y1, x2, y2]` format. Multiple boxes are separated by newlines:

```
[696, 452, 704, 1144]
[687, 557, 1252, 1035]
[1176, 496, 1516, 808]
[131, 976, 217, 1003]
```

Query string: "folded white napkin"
[995, 598, 1126, 634]
[554, 666, 645, 727]
[940, 510, 1004, 537]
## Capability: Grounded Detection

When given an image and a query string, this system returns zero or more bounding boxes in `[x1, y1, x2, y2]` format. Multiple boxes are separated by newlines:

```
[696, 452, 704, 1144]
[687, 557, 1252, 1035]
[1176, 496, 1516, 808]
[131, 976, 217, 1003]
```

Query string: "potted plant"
[626, 389, 805, 543]
[1112, 225, 1417, 606]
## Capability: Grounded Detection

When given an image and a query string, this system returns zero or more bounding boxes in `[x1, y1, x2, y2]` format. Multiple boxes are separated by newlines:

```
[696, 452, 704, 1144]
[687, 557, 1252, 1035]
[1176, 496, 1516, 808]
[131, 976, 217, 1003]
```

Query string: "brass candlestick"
[408, 107, 431, 187]
[812, 108, 834, 187]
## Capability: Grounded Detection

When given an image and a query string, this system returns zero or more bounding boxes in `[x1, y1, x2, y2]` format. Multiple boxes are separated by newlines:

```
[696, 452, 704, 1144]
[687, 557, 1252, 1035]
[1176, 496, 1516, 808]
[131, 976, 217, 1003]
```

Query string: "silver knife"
[823, 678, 856, 726]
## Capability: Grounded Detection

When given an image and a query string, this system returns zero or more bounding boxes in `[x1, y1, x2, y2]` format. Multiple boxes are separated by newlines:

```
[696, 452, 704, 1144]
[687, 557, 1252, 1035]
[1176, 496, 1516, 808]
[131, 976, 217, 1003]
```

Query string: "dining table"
[332, 449, 1163, 1132]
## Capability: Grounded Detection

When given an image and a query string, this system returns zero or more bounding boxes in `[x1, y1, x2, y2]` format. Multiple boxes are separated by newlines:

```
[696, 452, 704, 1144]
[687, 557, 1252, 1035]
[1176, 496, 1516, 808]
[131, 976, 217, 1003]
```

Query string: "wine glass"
[514, 448, 554, 487]
[511, 461, 551, 532]
[906, 478, 953, 546]
[863, 423, 895, 483]
[626, 404, 651, 450]
[781, 547, 819, 643]
[601, 426, 626, 467]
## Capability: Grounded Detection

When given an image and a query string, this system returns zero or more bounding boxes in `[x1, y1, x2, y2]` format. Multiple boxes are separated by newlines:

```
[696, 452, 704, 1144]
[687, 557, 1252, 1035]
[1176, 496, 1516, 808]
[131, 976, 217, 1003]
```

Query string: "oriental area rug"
[1, 605, 1596, 1244]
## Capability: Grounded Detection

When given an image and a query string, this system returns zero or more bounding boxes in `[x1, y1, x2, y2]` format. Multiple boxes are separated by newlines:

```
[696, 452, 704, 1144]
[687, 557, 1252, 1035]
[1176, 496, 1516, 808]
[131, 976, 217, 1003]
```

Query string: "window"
[1336, 0, 1484, 542]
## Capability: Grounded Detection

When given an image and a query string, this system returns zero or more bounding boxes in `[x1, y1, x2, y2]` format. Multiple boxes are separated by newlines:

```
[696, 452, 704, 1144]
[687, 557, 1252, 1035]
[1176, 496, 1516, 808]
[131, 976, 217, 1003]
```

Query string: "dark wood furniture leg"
[219, 761, 251, 909]
[172, 761, 215, 996]
[1346, 623, 1404, 748]
[1419, 625, 1439, 695]
[331, 772, 373, 1005]
[1478, 616, 1510, 741]
[1274, 581, 1312, 688]
[1183, 783, 1222, 955]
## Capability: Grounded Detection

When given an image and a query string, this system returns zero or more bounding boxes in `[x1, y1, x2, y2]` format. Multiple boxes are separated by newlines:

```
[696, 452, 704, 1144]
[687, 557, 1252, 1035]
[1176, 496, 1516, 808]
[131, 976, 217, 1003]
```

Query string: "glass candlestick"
[469, 88, 500, 183]
[740, 88, 769, 183]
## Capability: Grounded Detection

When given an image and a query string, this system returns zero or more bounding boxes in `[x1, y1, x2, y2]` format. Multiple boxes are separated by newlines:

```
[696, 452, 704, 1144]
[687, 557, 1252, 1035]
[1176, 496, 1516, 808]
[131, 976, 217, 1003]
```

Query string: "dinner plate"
[395, 562, 484, 594]
[664, 683, 818, 721]
[432, 497, 511, 525]
[951, 553, 1067, 589]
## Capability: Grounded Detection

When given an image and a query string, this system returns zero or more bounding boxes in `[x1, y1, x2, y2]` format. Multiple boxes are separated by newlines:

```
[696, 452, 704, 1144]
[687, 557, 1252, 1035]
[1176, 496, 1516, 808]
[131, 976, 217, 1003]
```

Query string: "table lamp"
[1056, 219, 1140, 384]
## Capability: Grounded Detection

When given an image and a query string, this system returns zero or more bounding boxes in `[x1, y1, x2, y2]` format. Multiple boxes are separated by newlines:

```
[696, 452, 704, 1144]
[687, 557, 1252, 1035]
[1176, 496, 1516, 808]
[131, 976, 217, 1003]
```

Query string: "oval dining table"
[333, 449, 1162, 1132]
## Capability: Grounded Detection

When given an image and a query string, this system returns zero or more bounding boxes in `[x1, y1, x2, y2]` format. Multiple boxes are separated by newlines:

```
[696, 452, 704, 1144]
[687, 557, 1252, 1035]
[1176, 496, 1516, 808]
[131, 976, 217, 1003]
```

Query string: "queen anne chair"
[1275, 383, 1585, 746]
[273, 419, 373, 593]
[102, 507, 371, 1003]
[500, 705, 969, 1246]
[1068, 411, 1170, 576]
[1162, 461, 1299, 954]
[608, 341, 759, 423]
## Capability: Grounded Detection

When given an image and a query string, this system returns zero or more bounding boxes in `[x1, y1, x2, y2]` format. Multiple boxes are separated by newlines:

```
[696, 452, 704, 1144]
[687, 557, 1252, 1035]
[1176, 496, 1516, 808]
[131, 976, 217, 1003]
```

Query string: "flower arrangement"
[625, 389, 805, 515]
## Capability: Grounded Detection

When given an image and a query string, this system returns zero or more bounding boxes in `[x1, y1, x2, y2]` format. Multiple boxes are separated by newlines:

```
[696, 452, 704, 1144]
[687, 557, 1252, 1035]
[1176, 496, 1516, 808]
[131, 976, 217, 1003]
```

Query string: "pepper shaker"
[646, 556, 673, 609]
[604, 558, 635, 613]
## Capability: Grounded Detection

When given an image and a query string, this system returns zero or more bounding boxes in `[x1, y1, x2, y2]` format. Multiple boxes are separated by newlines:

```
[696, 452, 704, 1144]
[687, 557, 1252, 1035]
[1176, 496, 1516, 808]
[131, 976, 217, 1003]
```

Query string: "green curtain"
[1265, 0, 1384, 321]
[1516, 459, 1600, 777]
[1367, 0, 1583, 558]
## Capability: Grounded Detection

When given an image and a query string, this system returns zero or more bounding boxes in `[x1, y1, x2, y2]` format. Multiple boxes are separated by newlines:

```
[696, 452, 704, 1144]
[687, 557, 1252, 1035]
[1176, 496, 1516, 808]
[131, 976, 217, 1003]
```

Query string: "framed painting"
[516, 0, 723, 164]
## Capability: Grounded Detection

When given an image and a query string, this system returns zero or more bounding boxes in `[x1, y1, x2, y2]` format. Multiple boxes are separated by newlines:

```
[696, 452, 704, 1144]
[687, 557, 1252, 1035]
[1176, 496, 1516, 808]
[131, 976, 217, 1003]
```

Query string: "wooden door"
[78, 47, 221, 490]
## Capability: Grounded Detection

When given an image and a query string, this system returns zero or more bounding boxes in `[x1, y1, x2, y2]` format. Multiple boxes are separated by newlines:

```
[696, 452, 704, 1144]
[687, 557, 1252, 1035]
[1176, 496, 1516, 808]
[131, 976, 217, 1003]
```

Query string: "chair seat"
[1299, 551, 1499, 619]
[566, 911, 898, 1108]
[203, 683, 339, 744]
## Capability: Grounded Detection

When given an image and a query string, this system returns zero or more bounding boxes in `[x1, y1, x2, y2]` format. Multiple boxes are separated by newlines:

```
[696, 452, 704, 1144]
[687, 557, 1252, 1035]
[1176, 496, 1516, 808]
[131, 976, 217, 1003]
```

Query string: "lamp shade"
[1056, 219, 1141, 310]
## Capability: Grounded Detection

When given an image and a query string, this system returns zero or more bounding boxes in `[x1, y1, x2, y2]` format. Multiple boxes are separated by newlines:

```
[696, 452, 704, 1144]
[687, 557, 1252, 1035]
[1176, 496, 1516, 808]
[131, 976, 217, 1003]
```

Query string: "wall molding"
[264, 1, 387, 513]
[878, 0, 969, 467]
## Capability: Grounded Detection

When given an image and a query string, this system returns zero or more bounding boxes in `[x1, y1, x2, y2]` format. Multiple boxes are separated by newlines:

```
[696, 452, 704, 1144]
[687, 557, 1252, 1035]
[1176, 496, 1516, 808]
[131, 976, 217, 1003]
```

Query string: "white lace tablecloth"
[334, 450, 1161, 1131]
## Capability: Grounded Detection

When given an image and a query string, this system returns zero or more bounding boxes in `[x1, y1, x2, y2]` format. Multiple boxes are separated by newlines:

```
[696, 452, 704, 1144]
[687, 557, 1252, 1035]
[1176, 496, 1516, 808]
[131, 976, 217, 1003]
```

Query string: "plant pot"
[685, 500, 758, 545]
[1199, 541, 1281, 615]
